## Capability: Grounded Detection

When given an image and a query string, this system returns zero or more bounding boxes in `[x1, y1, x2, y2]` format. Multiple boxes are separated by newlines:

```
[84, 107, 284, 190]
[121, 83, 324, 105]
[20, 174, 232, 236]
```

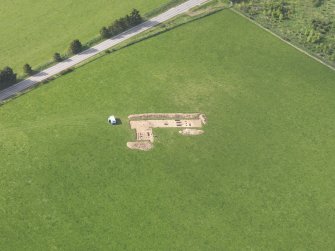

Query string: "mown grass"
[0, 0, 168, 75]
[0, 9, 335, 250]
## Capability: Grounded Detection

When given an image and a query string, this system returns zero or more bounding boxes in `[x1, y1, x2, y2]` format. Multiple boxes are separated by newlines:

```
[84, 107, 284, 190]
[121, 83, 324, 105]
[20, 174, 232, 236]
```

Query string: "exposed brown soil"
[127, 113, 207, 151]
[128, 113, 201, 120]
[199, 114, 207, 125]
[179, 129, 204, 136]
[127, 141, 153, 151]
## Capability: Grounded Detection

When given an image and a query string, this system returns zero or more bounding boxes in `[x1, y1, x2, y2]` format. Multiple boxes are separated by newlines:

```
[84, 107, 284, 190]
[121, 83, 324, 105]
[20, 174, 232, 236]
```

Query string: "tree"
[105, 9, 144, 38]
[69, 39, 83, 54]
[23, 64, 33, 75]
[130, 9, 143, 26]
[311, 19, 332, 34]
[100, 26, 110, 39]
[114, 17, 129, 33]
[0, 66, 17, 86]
[231, 0, 246, 3]
[53, 52, 62, 62]
[313, 0, 324, 7]
[264, 1, 291, 20]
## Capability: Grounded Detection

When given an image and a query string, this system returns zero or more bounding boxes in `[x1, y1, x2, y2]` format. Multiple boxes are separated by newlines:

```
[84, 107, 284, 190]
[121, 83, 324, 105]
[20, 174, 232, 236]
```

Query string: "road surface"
[0, 0, 209, 102]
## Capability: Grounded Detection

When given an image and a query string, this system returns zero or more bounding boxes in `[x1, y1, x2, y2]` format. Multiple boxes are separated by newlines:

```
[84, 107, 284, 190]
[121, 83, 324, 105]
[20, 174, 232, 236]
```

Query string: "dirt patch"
[127, 141, 153, 151]
[199, 114, 207, 125]
[179, 129, 204, 136]
[127, 113, 207, 151]
[130, 119, 203, 130]
[128, 113, 201, 120]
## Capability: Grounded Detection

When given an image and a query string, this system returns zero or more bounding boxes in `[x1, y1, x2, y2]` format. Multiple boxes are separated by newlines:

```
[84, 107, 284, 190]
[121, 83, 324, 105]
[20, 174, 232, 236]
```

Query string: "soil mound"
[179, 129, 204, 136]
[127, 141, 153, 151]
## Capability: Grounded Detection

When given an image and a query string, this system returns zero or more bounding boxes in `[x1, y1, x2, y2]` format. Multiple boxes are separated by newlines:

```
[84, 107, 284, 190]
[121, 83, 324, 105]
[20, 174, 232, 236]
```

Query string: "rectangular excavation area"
[127, 113, 207, 151]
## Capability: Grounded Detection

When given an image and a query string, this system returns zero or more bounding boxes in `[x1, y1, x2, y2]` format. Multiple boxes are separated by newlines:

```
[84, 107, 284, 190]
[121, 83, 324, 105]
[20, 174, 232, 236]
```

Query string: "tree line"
[100, 9, 143, 39]
[0, 9, 143, 91]
[0, 67, 17, 89]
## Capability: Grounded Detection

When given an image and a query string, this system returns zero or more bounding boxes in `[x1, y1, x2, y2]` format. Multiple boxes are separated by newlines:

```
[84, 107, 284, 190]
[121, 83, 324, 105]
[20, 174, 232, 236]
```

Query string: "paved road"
[0, 0, 209, 102]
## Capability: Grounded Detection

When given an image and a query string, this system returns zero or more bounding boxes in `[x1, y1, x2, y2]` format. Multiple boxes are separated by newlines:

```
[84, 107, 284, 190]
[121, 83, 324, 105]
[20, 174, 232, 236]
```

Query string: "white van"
[108, 115, 117, 125]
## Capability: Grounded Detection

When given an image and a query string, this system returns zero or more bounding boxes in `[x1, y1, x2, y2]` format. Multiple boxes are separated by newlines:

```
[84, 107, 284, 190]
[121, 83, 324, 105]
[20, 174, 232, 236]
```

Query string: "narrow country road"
[0, 0, 209, 102]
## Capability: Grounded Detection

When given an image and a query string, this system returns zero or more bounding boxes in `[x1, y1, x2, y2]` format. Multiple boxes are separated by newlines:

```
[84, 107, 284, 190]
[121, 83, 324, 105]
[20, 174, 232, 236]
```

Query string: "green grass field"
[0, 0, 167, 74]
[1, 9, 335, 250]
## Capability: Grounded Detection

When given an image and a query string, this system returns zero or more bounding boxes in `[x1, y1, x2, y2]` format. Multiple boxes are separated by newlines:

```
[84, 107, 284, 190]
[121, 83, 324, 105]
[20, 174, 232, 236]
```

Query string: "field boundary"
[144, 0, 188, 18]
[12, 0, 191, 81]
[0, 0, 210, 104]
[230, 8, 335, 72]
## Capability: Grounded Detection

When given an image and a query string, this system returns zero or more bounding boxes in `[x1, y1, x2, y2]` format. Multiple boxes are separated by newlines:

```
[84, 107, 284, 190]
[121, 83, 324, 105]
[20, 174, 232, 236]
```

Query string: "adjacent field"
[234, 0, 335, 66]
[0, 0, 167, 74]
[1, 9, 335, 250]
